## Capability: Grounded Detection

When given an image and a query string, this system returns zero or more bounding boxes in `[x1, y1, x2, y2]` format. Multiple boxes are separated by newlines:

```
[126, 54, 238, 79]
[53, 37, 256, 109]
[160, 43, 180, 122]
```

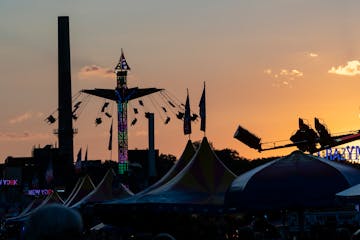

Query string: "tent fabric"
[107, 137, 236, 206]
[64, 176, 83, 205]
[119, 140, 196, 203]
[6, 197, 45, 221]
[32, 191, 64, 210]
[64, 175, 95, 207]
[336, 183, 360, 199]
[225, 150, 360, 210]
[71, 169, 133, 208]
[139, 140, 195, 194]
[6, 191, 64, 223]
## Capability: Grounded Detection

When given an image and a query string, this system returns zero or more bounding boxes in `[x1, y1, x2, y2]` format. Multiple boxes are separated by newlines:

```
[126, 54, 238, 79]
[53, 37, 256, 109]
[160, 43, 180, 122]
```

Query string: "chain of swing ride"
[45, 89, 199, 141]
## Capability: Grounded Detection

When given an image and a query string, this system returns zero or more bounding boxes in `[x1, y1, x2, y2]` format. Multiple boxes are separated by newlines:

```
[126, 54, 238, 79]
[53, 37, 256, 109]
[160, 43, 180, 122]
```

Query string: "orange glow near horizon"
[2, 1, 360, 162]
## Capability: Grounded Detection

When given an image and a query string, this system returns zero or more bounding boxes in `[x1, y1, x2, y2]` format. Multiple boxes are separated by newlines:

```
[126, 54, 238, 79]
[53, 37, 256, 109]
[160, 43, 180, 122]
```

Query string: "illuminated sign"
[317, 146, 360, 161]
[26, 189, 54, 196]
[0, 179, 19, 186]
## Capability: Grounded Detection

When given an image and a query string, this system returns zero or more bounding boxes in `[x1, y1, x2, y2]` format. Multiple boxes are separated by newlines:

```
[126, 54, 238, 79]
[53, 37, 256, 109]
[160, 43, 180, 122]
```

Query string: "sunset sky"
[2, 1, 360, 163]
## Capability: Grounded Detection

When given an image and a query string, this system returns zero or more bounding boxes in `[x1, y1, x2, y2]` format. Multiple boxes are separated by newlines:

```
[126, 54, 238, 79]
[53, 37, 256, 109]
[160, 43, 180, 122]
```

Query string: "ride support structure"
[81, 50, 162, 176]
[115, 69, 129, 174]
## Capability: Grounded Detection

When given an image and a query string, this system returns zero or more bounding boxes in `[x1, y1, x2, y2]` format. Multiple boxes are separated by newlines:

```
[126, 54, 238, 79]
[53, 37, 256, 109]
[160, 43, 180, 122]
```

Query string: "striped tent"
[104, 137, 236, 206]
[31, 190, 64, 210]
[5, 191, 64, 224]
[64, 176, 83, 205]
[6, 196, 45, 221]
[64, 175, 95, 207]
[71, 169, 133, 208]
[139, 140, 195, 194]
[119, 140, 195, 203]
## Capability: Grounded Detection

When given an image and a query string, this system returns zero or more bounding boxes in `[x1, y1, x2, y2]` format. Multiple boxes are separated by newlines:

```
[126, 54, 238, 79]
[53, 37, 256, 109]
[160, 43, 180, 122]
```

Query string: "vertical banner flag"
[75, 148, 82, 173]
[84, 146, 88, 162]
[199, 82, 206, 132]
[77, 148, 82, 161]
[183, 89, 192, 135]
[108, 120, 113, 151]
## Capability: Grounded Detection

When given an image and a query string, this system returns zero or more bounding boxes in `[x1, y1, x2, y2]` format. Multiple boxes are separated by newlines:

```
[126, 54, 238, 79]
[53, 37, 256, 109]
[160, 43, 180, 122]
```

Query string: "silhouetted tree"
[156, 154, 176, 179]
[215, 148, 280, 175]
[193, 140, 281, 175]
[215, 148, 252, 175]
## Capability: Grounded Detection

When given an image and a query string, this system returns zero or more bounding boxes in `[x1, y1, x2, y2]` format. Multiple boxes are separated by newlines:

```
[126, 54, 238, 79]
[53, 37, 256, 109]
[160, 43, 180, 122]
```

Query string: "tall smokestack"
[58, 16, 74, 165]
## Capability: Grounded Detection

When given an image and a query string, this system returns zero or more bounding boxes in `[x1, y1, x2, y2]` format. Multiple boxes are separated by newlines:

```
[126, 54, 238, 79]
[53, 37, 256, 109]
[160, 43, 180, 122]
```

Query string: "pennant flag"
[75, 148, 82, 173]
[45, 159, 54, 184]
[183, 89, 192, 135]
[199, 82, 206, 132]
[84, 146, 88, 162]
[108, 120, 113, 151]
[77, 148, 82, 161]
[115, 48, 131, 71]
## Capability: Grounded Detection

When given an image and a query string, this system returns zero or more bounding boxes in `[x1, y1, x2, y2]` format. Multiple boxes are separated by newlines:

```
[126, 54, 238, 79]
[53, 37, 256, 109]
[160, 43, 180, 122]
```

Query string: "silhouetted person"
[24, 203, 83, 240]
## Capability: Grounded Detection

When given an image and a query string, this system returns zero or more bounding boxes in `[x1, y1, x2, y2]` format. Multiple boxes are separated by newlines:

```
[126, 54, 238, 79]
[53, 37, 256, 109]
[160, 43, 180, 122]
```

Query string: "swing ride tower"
[82, 51, 162, 175]
[115, 56, 130, 175]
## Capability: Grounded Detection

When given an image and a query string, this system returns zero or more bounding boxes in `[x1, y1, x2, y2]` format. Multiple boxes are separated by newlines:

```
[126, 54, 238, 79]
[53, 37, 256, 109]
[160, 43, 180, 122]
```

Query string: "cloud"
[328, 60, 360, 76]
[9, 112, 32, 124]
[78, 65, 114, 80]
[8, 112, 44, 124]
[265, 68, 304, 87]
[308, 52, 319, 58]
[0, 131, 50, 141]
[264, 69, 272, 75]
[279, 69, 303, 79]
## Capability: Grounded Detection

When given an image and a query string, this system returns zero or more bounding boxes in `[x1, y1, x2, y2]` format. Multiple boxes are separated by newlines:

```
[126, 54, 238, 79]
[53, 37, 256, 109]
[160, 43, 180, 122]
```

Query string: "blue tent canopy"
[225, 150, 360, 210]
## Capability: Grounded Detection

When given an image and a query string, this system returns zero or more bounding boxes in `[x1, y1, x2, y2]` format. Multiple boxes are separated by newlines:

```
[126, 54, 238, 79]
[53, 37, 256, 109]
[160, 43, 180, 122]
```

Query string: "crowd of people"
[5, 204, 360, 240]
[2, 202, 360, 239]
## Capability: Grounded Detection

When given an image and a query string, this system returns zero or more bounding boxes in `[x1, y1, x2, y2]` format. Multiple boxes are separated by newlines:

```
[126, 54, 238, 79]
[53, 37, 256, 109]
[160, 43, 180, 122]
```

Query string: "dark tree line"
[156, 140, 280, 178]
[214, 148, 279, 175]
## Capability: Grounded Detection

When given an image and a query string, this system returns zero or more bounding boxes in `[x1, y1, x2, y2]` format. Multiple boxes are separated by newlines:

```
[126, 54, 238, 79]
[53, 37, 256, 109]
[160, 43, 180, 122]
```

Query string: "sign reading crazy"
[317, 146, 360, 161]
